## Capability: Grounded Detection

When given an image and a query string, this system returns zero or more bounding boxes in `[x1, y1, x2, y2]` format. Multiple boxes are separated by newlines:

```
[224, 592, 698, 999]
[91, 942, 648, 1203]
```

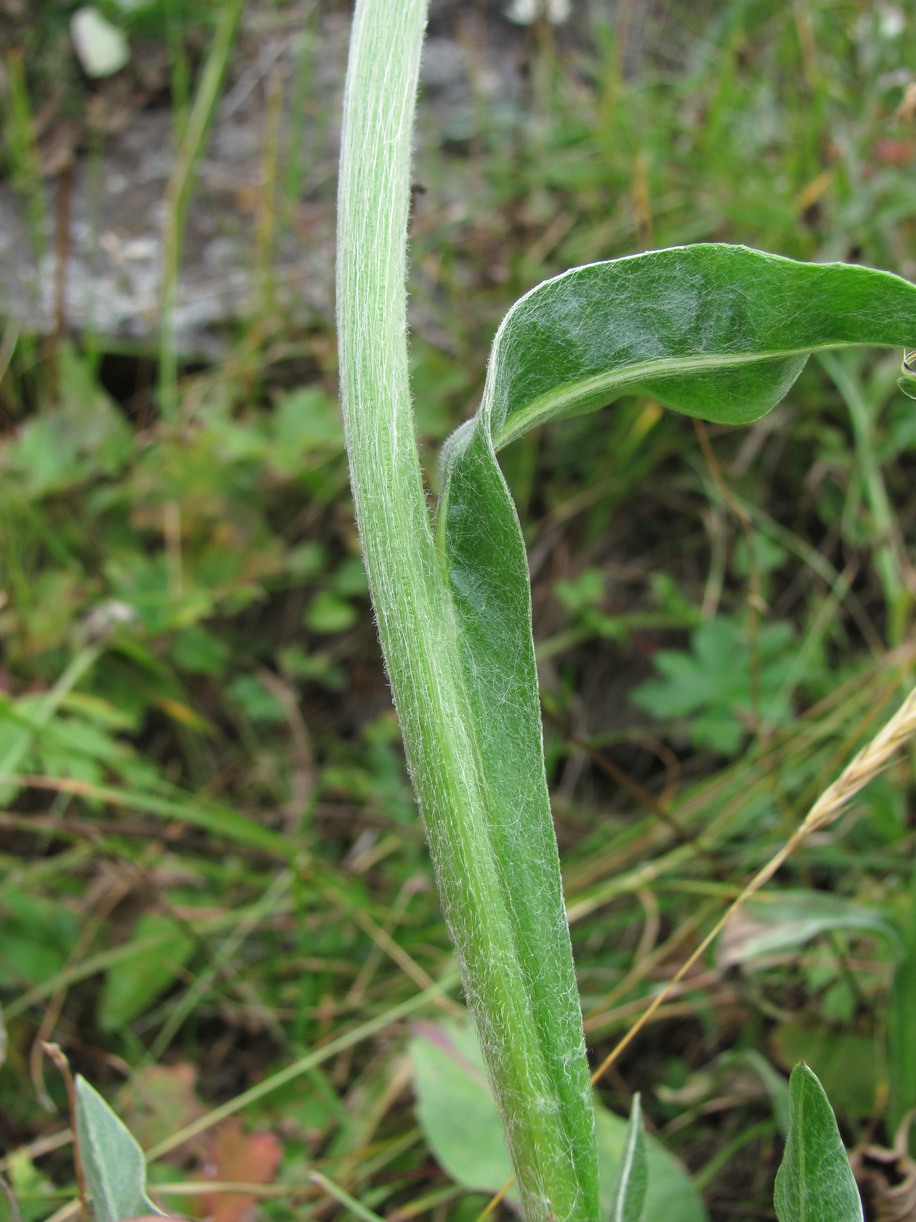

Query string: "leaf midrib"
[490, 338, 870, 451]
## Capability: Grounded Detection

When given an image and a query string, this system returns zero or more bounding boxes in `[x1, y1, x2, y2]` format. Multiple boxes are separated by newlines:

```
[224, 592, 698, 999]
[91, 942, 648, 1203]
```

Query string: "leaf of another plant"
[3, 344, 131, 496]
[74, 1075, 164, 1222]
[771, 1026, 879, 1120]
[0, 885, 79, 989]
[630, 615, 797, 753]
[115, 1064, 204, 1152]
[410, 1020, 707, 1221]
[774, 1063, 863, 1222]
[97, 913, 196, 1031]
[201, 1118, 282, 1222]
[609, 1093, 647, 1222]
[717, 889, 901, 969]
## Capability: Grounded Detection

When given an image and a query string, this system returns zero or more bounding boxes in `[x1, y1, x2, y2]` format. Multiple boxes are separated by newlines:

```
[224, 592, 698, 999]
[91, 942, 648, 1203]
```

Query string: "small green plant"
[630, 613, 800, 754]
[335, 0, 916, 1219]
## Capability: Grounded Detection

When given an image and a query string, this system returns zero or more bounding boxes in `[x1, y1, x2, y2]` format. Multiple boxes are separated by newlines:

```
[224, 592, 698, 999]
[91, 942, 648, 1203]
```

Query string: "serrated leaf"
[630, 615, 797, 752]
[774, 1064, 863, 1222]
[609, 1093, 647, 1222]
[74, 1076, 164, 1222]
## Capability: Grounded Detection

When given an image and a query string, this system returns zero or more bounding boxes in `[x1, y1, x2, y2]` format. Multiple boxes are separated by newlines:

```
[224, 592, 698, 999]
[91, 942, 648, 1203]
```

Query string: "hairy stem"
[336, 1, 596, 1217]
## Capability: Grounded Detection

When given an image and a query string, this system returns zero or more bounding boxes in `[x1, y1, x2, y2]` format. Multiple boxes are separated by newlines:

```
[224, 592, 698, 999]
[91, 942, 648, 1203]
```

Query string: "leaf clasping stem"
[336, 1, 599, 1218]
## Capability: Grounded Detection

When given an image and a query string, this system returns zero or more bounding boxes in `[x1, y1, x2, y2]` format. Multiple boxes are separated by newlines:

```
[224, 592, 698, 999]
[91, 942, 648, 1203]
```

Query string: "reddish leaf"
[201, 1118, 283, 1222]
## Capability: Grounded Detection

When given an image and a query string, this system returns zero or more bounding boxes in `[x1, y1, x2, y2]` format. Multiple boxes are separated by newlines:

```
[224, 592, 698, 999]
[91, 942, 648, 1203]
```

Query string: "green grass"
[1, 1, 915, 1218]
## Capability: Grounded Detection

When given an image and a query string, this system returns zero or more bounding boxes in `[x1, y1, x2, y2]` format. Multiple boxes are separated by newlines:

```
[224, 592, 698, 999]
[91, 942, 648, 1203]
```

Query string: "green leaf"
[717, 889, 901, 968]
[74, 1076, 164, 1221]
[0, 886, 79, 989]
[439, 245, 916, 771]
[771, 1025, 879, 1120]
[97, 913, 196, 1030]
[888, 951, 916, 1130]
[432, 245, 913, 1216]
[630, 614, 797, 752]
[410, 1020, 707, 1222]
[774, 1063, 863, 1222]
[305, 590, 359, 634]
[92, 780, 295, 858]
[887, 861, 916, 1129]
[3, 345, 131, 496]
[340, 2, 599, 1213]
[609, 1093, 647, 1222]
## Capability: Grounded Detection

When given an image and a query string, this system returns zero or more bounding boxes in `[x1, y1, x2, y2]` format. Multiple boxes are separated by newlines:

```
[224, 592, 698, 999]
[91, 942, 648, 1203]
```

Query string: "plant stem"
[336, 2, 596, 1217]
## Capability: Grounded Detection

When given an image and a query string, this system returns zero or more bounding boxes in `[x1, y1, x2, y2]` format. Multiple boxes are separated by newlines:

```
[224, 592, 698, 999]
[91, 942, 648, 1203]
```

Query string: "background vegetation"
[1, 0, 915, 1218]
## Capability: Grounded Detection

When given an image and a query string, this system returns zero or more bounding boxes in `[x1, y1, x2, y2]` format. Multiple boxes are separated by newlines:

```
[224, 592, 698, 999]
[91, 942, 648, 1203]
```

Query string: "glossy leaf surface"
[431, 248, 913, 1218]
[435, 255, 914, 1205]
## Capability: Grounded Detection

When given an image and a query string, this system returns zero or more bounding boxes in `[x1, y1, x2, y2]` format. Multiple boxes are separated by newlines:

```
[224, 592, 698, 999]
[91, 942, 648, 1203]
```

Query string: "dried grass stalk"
[593, 682, 916, 1084]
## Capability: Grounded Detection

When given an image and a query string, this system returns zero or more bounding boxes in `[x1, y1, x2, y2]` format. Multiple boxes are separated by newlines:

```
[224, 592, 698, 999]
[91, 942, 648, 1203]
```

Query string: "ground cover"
[1, 1, 916, 1219]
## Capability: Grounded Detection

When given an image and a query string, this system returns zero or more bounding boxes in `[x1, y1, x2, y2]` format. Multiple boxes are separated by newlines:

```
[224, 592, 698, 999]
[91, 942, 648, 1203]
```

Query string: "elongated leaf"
[2, 775, 295, 860]
[435, 255, 915, 1204]
[609, 1093, 647, 1222]
[74, 1075, 164, 1221]
[888, 951, 916, 1129]
[717, 889, 901, 969]
[340, 0, 598, 1210]
[887, 861, 916, 1129]
[774, 1063, 863, 1222]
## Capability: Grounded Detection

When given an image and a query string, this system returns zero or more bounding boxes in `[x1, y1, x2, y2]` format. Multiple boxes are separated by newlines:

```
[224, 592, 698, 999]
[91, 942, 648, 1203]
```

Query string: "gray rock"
[0, 0, 610, 356]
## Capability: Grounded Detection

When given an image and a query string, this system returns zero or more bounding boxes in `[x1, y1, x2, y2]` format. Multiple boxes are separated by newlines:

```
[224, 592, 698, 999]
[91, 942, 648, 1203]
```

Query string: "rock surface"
[0, 1, 568, 357]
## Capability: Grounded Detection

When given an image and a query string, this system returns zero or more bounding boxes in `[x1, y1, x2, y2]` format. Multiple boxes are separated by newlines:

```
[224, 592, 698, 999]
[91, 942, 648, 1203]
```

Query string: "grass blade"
[887, 860, 916, 1129]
